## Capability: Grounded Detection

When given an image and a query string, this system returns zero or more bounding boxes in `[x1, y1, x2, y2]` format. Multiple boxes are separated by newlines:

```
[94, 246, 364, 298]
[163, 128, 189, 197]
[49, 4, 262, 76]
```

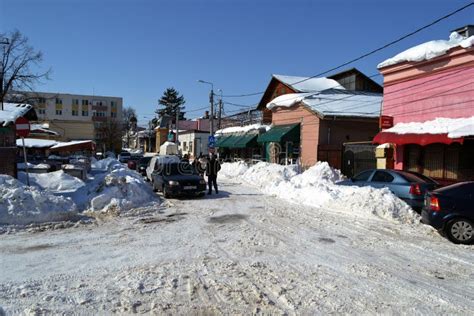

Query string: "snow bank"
[18, 170, 85, 192]
[220, 162, 418, 224]
[0, 175, 77, 225]
[88, 167, 157, 213]
[378, 32, 474, 68]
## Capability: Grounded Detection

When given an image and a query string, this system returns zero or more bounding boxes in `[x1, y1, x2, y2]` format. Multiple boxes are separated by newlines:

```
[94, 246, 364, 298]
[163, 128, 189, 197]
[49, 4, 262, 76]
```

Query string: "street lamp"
[197, 79, 214, 135]
[0, 38, 10, 111]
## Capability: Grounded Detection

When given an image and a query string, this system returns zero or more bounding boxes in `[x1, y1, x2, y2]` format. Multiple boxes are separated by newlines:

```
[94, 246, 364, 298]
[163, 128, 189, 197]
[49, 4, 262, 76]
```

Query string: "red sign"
[15, 117, 30, 138]
[380, 115, 394, 129]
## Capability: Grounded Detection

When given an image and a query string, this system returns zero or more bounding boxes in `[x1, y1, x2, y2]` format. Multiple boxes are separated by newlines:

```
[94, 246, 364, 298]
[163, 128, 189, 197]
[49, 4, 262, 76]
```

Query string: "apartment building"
[22, 92, 123, 146]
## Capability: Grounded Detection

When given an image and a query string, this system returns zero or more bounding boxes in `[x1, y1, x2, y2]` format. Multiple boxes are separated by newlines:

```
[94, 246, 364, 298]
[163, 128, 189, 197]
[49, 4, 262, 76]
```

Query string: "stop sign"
[15, 117, 30, 138]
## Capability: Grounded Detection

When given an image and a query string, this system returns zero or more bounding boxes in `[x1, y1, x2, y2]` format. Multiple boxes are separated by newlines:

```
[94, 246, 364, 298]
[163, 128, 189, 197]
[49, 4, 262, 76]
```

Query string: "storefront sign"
[380, 116, 394, 129]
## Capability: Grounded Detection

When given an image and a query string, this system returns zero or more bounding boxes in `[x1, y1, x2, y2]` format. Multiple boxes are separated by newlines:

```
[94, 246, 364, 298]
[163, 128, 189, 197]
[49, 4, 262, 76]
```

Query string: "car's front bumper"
[166, 184, 207, 196]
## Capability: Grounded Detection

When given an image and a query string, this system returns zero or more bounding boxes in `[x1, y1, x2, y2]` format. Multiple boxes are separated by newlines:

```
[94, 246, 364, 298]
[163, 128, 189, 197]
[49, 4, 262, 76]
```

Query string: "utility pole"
[175, 105, 180, 147]
[209, 89, 214, 135]
[217, 89, 223, 130]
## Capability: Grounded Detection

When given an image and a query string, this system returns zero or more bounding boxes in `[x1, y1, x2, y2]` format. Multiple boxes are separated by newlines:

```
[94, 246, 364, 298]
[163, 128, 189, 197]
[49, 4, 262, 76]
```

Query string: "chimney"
[452, 25, 474, 37]
[204, 110, 209, 119]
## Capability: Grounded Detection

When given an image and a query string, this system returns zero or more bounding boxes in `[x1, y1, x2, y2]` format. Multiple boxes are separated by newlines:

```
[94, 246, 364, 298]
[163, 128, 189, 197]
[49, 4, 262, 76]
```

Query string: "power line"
[219, 2, 474, 98]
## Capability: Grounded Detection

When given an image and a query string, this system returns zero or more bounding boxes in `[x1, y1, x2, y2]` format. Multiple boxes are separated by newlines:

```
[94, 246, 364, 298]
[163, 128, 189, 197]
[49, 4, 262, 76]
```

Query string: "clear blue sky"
[1, 0, 473, 126]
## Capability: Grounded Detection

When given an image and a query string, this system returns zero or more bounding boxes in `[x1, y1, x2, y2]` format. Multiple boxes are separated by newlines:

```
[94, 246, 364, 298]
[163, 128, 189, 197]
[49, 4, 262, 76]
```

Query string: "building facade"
[20, 92, 123, 150]
[373, 27, 474, 184]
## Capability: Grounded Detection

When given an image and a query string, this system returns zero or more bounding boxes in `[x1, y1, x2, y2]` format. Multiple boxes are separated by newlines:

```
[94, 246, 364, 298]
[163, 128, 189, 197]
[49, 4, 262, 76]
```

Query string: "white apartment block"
[25, 91, 123, 142]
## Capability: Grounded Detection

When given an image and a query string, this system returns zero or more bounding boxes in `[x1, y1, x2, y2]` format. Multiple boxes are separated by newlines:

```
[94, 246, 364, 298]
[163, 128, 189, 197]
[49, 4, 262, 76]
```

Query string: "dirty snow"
[384, 116, 474, 138]
[220, 161, 417, 224]
[378, 32, 474, 68]
[0, 179, 472, 314]
[18, 171, 85, 193]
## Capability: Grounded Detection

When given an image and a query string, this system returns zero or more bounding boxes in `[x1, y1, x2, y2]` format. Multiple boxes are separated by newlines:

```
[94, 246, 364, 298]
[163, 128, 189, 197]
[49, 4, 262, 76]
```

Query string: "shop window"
[423, 144, 444, 179]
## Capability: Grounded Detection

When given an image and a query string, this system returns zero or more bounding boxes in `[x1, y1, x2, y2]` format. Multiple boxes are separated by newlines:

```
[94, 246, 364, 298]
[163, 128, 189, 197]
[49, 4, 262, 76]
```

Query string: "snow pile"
[220, 161, 417, 224]
[88, 167, 157, 213]
[91, 157, 123, 171]
[378, 32, 474, 68]
[219, 160, 249, 178]
[273, 74, 345, 92]
[384, 116, 474, 138]
[18, 170, 85, 192]
[266, 93, 311, 109]
[0, 175, 77, 225]
[215, 123, 270, 136]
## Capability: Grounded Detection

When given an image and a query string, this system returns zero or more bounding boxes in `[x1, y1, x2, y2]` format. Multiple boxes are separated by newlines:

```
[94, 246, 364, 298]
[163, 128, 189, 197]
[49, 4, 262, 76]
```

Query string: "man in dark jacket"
[206, 153, 221, 194]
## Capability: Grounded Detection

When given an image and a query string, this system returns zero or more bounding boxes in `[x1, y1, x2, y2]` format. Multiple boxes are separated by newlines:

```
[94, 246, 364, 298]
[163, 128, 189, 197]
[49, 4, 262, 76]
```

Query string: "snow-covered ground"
[0, 171, 473, 314]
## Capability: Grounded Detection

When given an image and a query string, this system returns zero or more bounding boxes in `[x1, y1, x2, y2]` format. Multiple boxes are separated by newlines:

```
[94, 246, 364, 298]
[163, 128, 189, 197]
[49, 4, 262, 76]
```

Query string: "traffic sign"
[208, 135, 216, 148]
[15, 117, 30, 138]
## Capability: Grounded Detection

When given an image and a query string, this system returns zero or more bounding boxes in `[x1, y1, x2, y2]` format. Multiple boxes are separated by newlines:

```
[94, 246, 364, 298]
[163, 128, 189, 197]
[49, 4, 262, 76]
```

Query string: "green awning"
[257, 124, 300, 143]
[216, 133, 258, 148]
[233, 133, 258, 148]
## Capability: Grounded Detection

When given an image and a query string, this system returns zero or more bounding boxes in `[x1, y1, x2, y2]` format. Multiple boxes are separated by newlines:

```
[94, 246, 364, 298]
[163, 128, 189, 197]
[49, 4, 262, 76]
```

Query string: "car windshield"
[161, 163, 198, 176]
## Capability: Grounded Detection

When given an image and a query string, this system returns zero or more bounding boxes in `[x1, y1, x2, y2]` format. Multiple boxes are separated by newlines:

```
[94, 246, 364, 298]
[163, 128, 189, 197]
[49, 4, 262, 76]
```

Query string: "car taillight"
[409, 183, 422, 196]
[429, 196, 441, 212]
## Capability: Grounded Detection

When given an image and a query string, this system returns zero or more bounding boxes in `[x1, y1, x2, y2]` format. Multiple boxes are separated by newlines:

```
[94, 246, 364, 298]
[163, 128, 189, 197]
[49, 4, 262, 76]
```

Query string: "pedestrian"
[206, 153, 221, 195]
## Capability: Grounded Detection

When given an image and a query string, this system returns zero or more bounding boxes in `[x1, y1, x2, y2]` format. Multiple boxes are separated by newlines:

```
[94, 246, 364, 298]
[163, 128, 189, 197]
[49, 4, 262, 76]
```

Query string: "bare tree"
[122, 106, 137, 148]
[96, 119, 123, 153]
[1, 30, 51, 109]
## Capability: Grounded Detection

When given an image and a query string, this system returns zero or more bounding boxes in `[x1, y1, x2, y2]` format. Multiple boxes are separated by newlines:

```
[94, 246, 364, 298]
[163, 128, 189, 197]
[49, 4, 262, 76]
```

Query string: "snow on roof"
[16, 138, 58, 148]
[383, 116, 474, 139]
[50, 140, 93, 149]
[215, 123, 270, 136]
[273, 74, 345, 92]
[30, 124, 60, 136]
[267, 89, 382, 118]
[0, 103, 33, 127]
[378, 32, 474, 68]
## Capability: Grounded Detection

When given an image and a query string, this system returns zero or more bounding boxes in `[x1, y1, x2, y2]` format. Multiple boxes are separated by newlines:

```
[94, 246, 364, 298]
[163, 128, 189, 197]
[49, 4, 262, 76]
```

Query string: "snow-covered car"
[151, 162, 207, 198]
[145, 155, 180, 182]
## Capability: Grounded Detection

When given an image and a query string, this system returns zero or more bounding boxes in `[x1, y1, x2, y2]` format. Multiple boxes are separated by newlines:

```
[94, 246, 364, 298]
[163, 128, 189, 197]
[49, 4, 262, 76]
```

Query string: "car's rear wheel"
[445, 218, 474, 244]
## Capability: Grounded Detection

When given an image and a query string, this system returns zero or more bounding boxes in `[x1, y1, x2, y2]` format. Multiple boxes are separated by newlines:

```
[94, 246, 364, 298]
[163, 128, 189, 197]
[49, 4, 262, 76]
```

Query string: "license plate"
[184, 186, 196, 190]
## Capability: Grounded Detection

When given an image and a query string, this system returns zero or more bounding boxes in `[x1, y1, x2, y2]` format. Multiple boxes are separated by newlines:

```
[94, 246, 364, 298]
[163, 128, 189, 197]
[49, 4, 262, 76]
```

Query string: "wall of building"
[271, 104, 319, 166]
[380, 47, 474, 125]
[177, 132, 209, 157]
[318, 119, 379, 146]
[47, 120, 95, 141]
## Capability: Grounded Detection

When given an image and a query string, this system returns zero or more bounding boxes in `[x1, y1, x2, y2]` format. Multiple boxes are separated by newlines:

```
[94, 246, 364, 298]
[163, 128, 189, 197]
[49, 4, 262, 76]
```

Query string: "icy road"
[1, 179, 473, 314]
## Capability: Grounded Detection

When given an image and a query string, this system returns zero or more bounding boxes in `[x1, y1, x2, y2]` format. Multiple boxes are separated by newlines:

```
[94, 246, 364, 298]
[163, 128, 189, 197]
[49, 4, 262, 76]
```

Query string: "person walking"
[206, 153, 221, 195]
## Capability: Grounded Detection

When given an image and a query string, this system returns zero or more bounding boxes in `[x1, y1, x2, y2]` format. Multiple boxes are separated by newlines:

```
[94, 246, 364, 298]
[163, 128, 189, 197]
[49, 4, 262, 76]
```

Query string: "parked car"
[151, 162, 207, 198]
[422, 181, 474, 244]
[337, 169, 438, 211]
[146, 155, 180, 182]
[137, 156, 152, 176]
[118, 151, 131, 163]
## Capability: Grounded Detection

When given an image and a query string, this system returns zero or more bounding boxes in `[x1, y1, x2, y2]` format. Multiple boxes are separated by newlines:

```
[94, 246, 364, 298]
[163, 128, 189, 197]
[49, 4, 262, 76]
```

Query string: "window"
[72, 99, 79, 105]
[37, 97, 46, 104]
[353, 170, 373, 182]
[55, 98, 63, 105]
[82, 111, 88, 116]
[56, 109, 62, 115]
[38, 108, 46, 115]
[371, 171, 394, 183]
[111, 101, 116, 107]
[72, 110, 79, 116]
[82, 99, 89, 106]
[111, 112, 117, 118]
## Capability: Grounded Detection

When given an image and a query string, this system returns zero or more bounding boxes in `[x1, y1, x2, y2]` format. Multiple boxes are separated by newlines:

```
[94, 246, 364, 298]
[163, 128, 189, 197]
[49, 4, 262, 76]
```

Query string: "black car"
[151, 162, 207, 198]
[137, 156, 152, 176]
[422, 181, 474, 244]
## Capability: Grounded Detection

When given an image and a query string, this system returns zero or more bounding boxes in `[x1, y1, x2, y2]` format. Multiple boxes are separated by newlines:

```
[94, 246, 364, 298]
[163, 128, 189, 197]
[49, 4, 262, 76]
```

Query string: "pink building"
[374, 26, 474, 183]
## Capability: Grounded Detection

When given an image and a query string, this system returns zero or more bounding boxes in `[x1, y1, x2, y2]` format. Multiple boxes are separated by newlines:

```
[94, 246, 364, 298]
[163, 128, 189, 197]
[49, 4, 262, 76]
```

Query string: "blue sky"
[1, 0, 473, 126]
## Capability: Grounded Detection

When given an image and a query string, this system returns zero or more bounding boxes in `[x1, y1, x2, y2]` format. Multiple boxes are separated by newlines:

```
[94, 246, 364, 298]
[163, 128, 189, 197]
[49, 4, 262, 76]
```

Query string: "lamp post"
[0, 38, 10, 111]
[197, 80, 214, 136]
